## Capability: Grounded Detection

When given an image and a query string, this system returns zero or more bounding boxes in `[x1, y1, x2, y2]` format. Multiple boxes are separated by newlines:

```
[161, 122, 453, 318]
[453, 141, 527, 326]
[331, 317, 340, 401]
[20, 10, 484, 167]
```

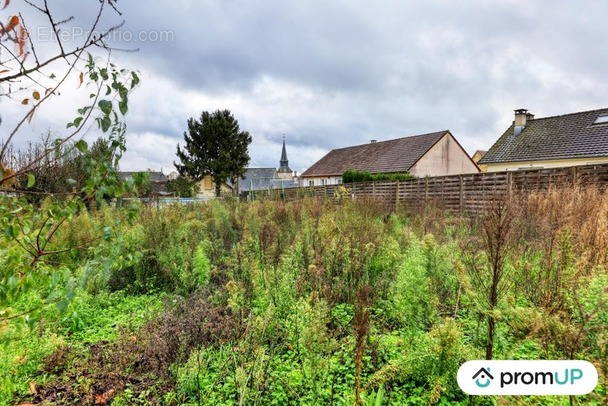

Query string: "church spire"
[278, 134, 292, 179]
[278, 135, 291, 172]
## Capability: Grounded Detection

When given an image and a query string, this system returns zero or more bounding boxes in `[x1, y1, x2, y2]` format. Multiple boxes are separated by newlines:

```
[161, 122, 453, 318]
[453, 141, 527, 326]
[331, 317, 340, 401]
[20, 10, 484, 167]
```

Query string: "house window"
[593, 114, 608, 125]
[308, 180, 314, 187]
[337, 179, 343, 185]
[321, 179, 327, 186]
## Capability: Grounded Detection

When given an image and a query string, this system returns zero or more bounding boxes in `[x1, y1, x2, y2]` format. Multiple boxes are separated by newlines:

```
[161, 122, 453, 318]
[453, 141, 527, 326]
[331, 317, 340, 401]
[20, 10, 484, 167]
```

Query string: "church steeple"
[277, 135, 293, 179]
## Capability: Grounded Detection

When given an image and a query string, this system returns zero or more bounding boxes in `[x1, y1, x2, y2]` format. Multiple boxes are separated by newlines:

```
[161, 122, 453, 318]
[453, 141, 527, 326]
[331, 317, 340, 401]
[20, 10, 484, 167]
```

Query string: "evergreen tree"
[175, 110, 252, 197]
[167, 176, 200, 197]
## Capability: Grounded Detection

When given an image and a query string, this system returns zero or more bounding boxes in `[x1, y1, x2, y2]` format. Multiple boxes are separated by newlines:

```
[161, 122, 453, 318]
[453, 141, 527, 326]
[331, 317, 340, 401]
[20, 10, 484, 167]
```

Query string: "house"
[165, 170, 231, 198]
[300, 130, 479, 186]
[479, 108, 608, 172]
[472, 150, 488, 172]
[197, 175, 233, 198]
[119, 170, 170, 196]
[238, 136, 298, 195]
[472, 150, 487, 164]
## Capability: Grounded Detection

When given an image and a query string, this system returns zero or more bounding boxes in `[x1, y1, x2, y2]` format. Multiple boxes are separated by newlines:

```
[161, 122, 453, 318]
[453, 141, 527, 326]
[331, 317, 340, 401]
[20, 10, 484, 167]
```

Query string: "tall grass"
[4, 186, 608, 405]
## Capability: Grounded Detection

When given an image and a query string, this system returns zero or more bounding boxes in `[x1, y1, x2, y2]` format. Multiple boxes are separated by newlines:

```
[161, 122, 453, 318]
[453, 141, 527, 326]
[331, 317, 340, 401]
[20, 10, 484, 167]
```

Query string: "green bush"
[342, 169, 415, 183]
[343, 169, 374, 183]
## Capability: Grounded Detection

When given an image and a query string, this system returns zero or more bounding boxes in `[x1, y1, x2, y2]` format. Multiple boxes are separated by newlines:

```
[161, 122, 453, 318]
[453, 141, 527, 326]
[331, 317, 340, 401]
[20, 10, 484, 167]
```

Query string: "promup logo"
[472, 367, 494, 388]
[458, 360, 598, 396]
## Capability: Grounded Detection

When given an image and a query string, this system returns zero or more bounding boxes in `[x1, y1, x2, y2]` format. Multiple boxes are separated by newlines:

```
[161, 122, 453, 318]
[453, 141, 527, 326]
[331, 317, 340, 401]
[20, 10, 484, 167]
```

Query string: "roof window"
[593, 114, 608, 125]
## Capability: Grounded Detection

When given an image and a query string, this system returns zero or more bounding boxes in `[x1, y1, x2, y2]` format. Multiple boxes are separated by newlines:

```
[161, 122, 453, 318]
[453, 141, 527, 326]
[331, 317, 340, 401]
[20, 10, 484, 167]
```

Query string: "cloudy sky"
[3, 0, 608, 174]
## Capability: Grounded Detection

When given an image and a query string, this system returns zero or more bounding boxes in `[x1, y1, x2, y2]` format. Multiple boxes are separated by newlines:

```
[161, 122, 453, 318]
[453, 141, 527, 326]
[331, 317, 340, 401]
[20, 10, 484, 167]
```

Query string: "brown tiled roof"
[479, 108, 608, 164]
[301, 131, 448, 177]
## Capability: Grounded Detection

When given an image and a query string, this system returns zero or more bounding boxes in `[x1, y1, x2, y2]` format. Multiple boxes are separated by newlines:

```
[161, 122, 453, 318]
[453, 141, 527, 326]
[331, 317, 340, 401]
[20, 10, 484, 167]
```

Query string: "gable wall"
[409, 134, 479, 176]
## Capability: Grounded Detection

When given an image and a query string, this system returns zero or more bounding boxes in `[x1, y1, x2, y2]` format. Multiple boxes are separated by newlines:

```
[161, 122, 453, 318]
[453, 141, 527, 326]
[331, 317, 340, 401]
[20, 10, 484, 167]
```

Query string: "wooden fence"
[262, 163, 608, 214]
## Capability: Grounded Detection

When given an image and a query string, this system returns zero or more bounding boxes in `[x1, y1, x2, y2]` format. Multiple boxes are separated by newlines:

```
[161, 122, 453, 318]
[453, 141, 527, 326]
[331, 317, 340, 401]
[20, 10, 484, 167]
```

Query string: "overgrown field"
[2, 186, 608, 405]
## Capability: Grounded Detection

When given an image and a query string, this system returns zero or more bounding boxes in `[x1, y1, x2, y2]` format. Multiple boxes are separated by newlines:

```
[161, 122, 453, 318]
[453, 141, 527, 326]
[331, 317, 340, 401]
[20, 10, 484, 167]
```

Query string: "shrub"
[343, 169, 374, 183]
[342, 169, 415, 183]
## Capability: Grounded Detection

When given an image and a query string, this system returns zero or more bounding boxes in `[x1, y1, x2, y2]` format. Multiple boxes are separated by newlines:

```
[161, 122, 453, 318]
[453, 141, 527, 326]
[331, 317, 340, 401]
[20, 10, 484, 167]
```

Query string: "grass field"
[1, 187, 607, 405]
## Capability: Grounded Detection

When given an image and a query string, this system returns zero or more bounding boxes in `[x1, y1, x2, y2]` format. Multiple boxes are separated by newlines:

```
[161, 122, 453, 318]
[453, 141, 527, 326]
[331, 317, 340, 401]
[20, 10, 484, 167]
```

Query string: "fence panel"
[263, 163, 608, 214]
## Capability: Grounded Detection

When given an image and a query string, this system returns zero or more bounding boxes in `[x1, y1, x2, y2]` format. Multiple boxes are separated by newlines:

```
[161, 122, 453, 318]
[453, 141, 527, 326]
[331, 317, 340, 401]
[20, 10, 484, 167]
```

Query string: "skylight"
[593, 114, 608, 125]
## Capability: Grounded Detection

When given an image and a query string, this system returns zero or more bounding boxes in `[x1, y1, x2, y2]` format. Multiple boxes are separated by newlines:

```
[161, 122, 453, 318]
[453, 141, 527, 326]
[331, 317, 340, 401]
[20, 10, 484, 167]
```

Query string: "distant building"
[119, 170, 169, 196]
[472, 150, 487, 172]
[480, 108, 608, 172]
[238, 136, 298, 195]
[196, 175, 233, 198]
[472, 150, 487, 163]
[277, 136, 293, 180]
[300, 130, 479, 186]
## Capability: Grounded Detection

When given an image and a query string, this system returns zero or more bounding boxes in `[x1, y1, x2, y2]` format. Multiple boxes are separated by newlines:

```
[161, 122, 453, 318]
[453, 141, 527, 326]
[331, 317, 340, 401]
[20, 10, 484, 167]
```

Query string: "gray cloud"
[5, 0, 608, 175]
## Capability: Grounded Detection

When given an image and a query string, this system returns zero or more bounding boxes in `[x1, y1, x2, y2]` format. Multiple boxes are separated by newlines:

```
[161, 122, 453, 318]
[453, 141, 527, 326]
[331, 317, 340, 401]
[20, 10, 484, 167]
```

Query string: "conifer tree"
[175, 110, 252, 196]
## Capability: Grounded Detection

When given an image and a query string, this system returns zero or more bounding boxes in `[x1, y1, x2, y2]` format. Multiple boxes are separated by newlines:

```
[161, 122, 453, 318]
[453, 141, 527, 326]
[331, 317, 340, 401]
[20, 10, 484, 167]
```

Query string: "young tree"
[175, 110, 252, 197]
[6, 135, 120, 204]
[1, 1, 136, 166]
[0, 1, 142, 330]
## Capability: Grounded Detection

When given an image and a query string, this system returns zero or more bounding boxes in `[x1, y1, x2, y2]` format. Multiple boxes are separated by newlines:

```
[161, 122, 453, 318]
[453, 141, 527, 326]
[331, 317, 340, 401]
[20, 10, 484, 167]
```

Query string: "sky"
[2, 0, 608, 175]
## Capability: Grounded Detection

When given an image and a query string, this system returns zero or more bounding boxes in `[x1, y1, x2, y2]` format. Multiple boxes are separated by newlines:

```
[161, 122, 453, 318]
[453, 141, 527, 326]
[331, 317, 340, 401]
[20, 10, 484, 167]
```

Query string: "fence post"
[507, 171, 513, 199]
[571, 166, 578, 184]
[282, 181, 285, 202]
[395, 181, 400, 209]
[459, 175, 464, 214]
[424, 177, 429, 202]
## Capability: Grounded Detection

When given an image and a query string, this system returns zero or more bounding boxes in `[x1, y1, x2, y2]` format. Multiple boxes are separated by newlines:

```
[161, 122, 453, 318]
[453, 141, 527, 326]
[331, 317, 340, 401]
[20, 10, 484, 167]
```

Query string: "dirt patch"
[17, 291, 243, 405]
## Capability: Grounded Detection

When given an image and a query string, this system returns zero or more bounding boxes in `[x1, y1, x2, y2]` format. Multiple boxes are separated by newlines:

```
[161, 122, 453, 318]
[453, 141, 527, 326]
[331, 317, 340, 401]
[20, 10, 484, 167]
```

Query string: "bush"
[107, 251, 177, 294]
[343, 169, 374, 183]
[342, 169, 415, 183]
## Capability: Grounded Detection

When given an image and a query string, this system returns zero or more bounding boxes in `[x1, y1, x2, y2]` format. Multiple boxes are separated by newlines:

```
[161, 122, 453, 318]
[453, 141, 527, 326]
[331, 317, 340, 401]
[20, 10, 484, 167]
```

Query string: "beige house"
[472, 150, 488, 172]
[300, 130, 479, 186]
[197, 175, 233, 198]
[480, 108, 608, 171]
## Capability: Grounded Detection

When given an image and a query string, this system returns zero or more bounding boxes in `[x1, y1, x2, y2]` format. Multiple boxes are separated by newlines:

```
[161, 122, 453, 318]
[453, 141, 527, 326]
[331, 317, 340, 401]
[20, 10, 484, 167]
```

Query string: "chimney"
[370, 139, 377, 143]
[514, 108, 533, 135]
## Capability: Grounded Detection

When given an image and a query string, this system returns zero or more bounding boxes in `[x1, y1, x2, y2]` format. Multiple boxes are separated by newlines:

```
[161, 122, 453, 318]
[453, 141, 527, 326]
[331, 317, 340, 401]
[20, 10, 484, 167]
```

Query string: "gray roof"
[239, 168, 279, 192]
[480, 108, 608, 164]
[118, 171, 168, 195]
[269, 178, 298, 189]
[119, 171, 168, 182]
[301, 131, 448, 177]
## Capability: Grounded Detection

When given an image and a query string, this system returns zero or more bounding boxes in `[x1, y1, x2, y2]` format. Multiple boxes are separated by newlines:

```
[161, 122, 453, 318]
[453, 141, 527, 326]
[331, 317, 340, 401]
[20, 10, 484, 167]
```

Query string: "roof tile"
[480, 108, 608, 164]
[301, 131, 448, 177]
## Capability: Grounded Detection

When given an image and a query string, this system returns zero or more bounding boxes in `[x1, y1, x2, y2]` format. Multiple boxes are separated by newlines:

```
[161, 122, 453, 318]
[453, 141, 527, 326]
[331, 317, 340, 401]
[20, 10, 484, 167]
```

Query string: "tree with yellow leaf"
[1, 0, 138, 184]
[0, 163, 14, 189]
[0, 1, 144, 332]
